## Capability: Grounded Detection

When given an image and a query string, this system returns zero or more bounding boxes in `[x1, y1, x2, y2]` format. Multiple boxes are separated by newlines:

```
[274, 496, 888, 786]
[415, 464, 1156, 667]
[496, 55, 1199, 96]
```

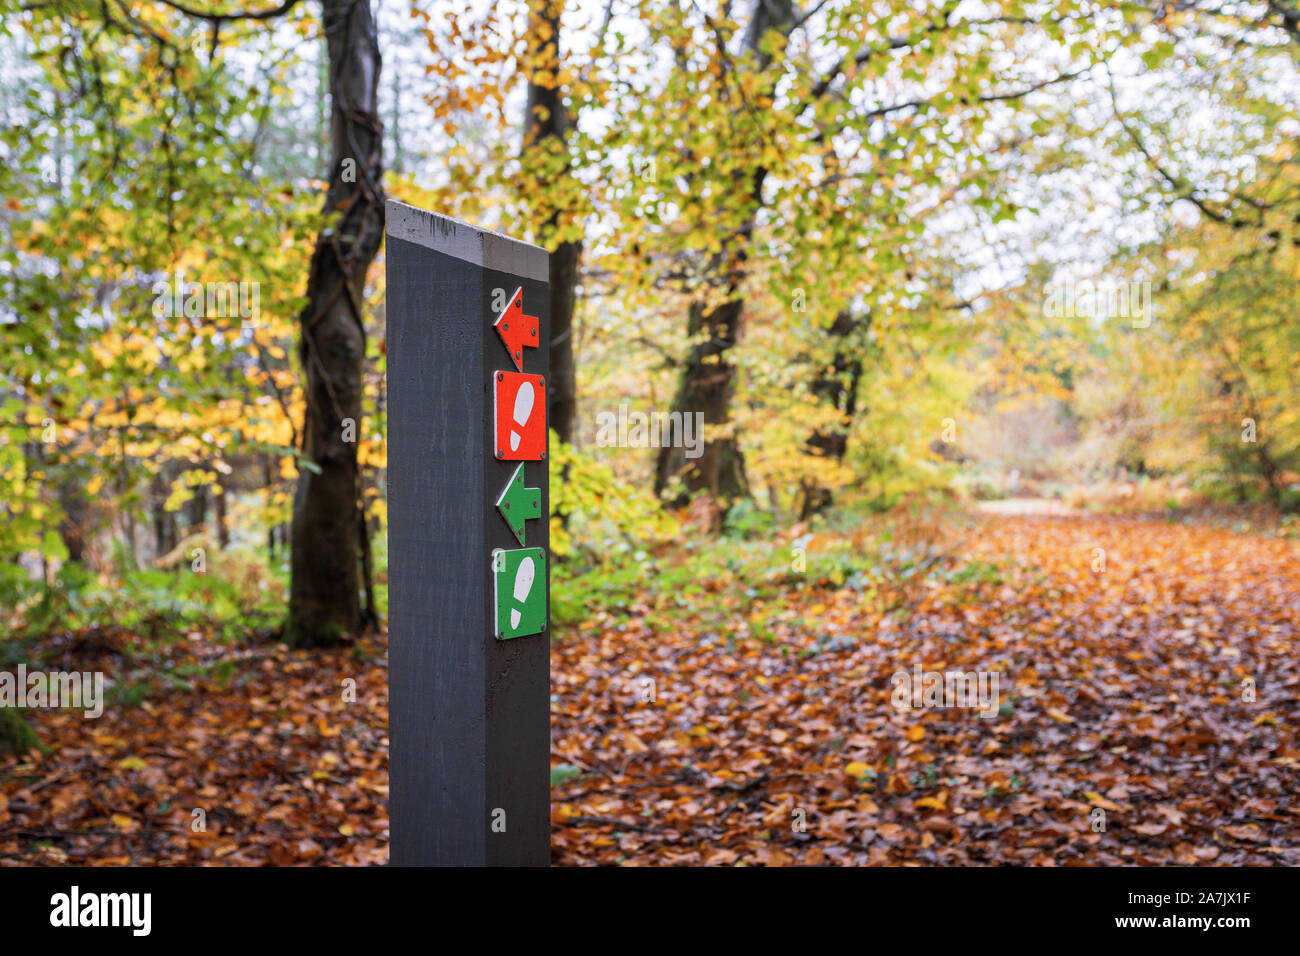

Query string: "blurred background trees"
[0, 0, 1297, 671]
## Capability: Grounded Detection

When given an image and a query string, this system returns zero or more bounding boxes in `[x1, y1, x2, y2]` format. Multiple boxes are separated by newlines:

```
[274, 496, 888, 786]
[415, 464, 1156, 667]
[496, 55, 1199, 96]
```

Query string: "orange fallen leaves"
[4, 511, 1298, 867]
[550, 512, 1300, 866]
[0, 635, 389, 866]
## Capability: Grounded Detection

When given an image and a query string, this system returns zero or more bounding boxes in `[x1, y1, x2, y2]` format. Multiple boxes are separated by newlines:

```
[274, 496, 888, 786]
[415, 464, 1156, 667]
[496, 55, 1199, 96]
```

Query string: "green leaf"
[550, 764, 582, 787]
[41, 529, 70, 563]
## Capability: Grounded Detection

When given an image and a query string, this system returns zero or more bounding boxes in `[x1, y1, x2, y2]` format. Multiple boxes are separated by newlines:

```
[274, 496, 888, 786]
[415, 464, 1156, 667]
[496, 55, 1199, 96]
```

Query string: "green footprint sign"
[491, 547, 546, 640]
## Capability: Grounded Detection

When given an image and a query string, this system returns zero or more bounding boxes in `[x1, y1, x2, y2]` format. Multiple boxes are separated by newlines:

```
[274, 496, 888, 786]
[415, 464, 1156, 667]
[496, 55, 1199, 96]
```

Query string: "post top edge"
[385, 200, 549, 280]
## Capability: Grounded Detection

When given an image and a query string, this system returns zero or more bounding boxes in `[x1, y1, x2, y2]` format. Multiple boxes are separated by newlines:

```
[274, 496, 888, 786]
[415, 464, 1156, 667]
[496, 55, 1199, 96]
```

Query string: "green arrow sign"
[491, 547, 546, 639]
[495, 462, 541, 546]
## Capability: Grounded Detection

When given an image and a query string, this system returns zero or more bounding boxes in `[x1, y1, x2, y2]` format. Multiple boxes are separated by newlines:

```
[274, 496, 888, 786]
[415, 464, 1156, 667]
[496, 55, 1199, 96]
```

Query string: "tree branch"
[155, 0, 302, 23]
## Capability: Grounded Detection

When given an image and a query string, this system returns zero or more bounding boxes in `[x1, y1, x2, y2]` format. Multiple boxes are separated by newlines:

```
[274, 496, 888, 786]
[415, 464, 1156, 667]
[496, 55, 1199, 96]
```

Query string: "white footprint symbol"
[510, 555, 536, 629]
[510, 381, 535, 452]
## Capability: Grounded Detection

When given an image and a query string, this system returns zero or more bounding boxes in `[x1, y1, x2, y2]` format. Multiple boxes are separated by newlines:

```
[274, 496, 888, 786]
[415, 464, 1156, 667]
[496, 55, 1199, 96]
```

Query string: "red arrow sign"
[493, 287, 539, 373]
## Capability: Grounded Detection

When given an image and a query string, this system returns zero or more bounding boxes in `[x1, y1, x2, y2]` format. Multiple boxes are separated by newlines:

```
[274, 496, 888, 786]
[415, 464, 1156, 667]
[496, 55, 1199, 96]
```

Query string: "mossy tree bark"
[287, 0, 386, 647]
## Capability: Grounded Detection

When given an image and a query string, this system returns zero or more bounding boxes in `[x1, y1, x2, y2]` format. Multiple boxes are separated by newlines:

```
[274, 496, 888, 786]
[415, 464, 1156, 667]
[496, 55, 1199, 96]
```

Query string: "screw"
[531, 329, 536, 337]
[497, 372, 503, 381]
[503, 323, 509, 330]
[497, 450, 503, 458]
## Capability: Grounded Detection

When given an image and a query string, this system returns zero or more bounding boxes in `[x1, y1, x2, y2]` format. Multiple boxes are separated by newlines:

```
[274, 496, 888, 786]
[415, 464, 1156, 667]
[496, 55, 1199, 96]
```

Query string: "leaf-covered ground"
[2, 511, 1297, 865]
[0, 637, 390, 865]
[549, 512, 1300, 865]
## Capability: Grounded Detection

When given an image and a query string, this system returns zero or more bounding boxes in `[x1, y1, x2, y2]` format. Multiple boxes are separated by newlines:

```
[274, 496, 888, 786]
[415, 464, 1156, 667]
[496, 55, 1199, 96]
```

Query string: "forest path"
[551, 512, 1300, 864]
[3, 513, 1296, 865]
[974, 497, 1079, 516]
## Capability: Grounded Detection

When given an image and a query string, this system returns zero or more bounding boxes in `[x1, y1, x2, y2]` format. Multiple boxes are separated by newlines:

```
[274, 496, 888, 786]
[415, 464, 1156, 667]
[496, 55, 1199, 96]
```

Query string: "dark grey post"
[386, 202, 550, 866]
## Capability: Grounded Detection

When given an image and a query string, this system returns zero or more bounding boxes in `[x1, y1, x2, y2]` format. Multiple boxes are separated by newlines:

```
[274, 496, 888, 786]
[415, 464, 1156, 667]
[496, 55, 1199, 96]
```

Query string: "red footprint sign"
[493, 371, 547, 461]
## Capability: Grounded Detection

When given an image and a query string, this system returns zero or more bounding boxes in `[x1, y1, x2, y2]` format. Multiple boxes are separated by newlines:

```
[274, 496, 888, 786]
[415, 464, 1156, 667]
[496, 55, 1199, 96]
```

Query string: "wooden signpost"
[386, 202, 550, 866]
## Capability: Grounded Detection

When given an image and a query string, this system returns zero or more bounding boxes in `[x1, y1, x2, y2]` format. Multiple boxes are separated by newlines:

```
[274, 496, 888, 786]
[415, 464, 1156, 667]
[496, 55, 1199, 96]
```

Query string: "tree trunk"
[264, 455, 276, 560]
[524, 0, 580, 446]
[58, 473, 90, 564]
[1256, 440, 1286, 510]
[214, 475, 229, 549]
[185, 481, 208, 533]
[798, 310, 864, 520]
[653, 0, 794, 509]
[151, 467, 178, 559]
[547, 240, 580, 444]
[654, 298, 751, 507]
[287, 0, 386, 647]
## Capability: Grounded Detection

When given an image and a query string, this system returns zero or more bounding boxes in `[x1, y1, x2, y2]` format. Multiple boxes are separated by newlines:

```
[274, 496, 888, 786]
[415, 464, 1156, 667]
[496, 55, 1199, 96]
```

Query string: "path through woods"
[2, 512, 1297, 865]
[550, 513, 1300, 865]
